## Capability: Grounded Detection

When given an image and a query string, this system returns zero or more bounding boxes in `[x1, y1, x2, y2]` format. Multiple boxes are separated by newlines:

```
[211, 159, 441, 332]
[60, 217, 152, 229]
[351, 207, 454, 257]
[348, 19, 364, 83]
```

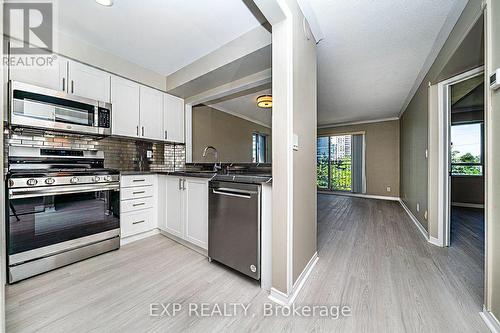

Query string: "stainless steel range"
[6, 147, 120, 283]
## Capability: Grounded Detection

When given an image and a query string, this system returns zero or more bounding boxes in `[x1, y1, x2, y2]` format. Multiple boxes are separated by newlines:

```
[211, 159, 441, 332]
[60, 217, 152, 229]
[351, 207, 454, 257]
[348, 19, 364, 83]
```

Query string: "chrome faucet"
[202, 146, 222, 172]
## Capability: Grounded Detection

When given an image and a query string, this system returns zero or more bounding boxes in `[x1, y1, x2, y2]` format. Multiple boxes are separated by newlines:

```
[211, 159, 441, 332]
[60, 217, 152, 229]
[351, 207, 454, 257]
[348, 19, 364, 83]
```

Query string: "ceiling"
[57, 0, 262, 75]
[308, 0, 467, 126]
[205, 85, 272, 128]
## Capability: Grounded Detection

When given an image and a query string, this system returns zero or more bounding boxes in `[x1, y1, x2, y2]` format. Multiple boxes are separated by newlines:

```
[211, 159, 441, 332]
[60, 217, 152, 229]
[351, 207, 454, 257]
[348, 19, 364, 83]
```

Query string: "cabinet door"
[165, 177, 183, 238]
[184, 178, 208, 249]
[139, 86, 164, 141]
[163, 93, 185, 143]
[10, 56, 68, 91]
[68, 60, 111, 102]
[111, 76, 140, 138]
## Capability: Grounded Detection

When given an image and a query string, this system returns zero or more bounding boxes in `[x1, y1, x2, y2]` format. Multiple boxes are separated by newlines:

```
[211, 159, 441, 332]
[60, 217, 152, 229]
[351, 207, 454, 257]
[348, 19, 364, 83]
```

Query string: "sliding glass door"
[317, 134, 365, 193]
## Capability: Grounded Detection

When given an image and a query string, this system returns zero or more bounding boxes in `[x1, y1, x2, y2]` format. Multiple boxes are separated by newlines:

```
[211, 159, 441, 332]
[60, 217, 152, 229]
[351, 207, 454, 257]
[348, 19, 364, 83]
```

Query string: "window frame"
[252, 132, 267, 163]
[450, 121, 484, 177]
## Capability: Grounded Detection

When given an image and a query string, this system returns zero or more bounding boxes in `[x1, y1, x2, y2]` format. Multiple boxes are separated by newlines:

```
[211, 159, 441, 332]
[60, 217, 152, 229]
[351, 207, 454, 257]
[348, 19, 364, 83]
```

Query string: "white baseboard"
[399, 199, 430, 241]
[428, 236, 442, 246]
[268, 252, 318, 306]
[481, 305, 500, 333]
[120, 228, 160, 246]
[452, 202, 485, 209]
[318, 191, 400, 201]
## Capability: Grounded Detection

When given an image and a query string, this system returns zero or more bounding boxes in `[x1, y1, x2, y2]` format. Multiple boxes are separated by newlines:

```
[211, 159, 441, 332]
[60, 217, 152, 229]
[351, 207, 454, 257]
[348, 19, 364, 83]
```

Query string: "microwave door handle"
[94, 107, 99, 126]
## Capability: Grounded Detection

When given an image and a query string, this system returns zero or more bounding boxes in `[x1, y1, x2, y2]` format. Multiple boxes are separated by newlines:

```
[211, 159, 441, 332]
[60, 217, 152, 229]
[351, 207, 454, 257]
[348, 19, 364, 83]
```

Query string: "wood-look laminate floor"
[6, 195, 488, 332]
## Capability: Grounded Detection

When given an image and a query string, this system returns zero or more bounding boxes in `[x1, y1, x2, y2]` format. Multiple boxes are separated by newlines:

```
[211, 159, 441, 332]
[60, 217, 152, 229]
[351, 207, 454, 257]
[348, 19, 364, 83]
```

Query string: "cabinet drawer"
[121, 174, 155, 188]
[121, 186, 154, 200]
[121, 209, 154, 238]
[121, 197, 154, 213]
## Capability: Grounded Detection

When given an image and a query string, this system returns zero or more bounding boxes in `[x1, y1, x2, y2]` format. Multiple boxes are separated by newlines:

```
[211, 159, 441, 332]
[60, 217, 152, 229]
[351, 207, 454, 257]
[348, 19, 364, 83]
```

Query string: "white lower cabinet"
[161, 176, 209, 250]
[120, 174, 157, 240]
[184, 179, 209, 248]
[121, 209, 155, 238]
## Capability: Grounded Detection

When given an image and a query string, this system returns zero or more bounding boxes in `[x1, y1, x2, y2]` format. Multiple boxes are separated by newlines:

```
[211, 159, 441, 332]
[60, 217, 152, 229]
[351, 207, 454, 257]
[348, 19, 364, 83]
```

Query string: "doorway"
[449, 73, 485, 255]
[437, 67, 485, 306]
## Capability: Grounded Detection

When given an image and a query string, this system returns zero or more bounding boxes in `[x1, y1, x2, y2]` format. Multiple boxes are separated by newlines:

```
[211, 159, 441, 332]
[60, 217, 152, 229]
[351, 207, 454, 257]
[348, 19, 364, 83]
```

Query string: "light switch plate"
[146, 150, 153, 158]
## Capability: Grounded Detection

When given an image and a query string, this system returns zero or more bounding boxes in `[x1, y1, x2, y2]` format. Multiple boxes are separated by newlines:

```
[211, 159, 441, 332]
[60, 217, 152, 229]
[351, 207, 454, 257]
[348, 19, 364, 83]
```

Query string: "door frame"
[436, 66, 484, 247]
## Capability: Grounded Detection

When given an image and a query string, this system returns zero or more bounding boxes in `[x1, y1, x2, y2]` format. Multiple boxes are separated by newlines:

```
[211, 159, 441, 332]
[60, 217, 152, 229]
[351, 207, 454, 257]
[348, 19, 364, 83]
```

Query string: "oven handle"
[9, 183, 120, 199]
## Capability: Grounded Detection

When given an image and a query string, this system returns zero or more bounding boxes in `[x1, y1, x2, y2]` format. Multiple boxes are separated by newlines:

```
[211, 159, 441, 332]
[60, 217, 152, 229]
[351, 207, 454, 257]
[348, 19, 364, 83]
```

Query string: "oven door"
[7, 184, 120, 263]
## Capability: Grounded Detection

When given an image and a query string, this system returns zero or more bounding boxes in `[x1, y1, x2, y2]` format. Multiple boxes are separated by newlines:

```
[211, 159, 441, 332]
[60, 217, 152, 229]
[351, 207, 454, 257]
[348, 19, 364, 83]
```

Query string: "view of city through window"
[317, 135, 352, 191]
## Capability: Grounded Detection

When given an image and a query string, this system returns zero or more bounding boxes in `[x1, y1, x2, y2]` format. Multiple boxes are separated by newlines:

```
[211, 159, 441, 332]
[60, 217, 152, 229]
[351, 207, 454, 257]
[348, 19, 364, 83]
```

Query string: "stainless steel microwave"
[9, 81, 112, 136]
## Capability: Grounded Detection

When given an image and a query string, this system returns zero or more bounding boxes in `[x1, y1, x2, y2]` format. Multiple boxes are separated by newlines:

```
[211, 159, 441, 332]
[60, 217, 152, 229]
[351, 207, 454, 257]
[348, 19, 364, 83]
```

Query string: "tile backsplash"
[4, 129, 185, 172]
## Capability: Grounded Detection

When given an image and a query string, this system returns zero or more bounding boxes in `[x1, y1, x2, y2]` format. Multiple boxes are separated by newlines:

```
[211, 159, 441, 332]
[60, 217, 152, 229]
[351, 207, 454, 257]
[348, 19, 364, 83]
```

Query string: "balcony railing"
[317, 157, 352, 192]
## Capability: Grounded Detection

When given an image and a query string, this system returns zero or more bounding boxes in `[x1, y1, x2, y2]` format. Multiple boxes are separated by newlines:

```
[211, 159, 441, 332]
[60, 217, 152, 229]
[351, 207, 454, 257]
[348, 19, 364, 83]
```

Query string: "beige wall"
[400, 0, 484, 234]
[261, 0, 318, 294]
[318, 120, 400, 197]
[191, 105, 271, 163]
[486, 0, 500, 320]
[291, 0, 318, 285]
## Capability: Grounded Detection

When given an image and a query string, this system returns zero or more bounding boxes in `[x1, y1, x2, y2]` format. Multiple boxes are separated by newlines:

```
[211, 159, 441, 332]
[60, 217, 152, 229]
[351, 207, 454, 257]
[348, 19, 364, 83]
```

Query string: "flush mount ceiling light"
[95, 0, 113, 7]
[257, 95, 272, 109]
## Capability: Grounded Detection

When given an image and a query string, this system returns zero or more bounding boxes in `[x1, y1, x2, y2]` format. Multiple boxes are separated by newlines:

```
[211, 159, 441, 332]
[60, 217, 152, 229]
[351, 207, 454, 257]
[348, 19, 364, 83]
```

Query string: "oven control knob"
[70, 177, 79, 184]
[26, 179, 38, 186]
[45, 178, 55, 185]
[105, 175, 112, 181]
[93, 176, 101, 182]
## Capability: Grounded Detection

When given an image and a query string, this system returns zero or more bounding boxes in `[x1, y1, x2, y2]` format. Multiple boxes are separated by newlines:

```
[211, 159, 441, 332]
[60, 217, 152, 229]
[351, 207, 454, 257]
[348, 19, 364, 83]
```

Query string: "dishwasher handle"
[212, 188, 255, 199]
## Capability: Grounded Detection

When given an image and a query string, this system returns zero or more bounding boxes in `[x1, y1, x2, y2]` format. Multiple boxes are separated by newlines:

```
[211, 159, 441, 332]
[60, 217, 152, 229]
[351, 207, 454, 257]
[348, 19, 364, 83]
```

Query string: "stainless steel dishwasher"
[208, 181, 261, 280]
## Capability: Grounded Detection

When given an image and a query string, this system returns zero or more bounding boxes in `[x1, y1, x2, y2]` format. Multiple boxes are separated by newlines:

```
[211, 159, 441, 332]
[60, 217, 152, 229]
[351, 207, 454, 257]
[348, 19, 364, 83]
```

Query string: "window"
[253, 133, 267, 163]
[450, 122, 483, 176]
[317, 135, 353, 191]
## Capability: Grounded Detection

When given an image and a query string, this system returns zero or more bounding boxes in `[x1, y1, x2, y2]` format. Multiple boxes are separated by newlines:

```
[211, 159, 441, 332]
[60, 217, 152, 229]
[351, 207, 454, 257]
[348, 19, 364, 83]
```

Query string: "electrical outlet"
[416, 203, 420, 212]
[386, 186, 391, 192]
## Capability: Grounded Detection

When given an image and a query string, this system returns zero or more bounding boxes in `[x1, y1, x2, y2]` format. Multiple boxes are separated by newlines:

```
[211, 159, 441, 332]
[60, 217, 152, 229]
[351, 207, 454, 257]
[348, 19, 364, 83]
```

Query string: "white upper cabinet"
[68, 60, 111, 102]
[111, 76, 140, 138]
[139, 85, 164, 141]
[10, 56, 68, 91]
[163, 93, 185, 143]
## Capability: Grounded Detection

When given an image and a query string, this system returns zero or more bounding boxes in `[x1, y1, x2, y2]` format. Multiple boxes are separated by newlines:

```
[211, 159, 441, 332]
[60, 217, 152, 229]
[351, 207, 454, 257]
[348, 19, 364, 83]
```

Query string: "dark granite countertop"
[119, 170, 272, 184]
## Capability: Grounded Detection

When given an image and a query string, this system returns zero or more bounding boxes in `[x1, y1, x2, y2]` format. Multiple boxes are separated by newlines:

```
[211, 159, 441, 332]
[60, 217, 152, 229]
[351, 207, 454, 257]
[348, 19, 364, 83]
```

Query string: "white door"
[68, 61, 111, 102]
[184, 178, 208, 249]
[111, 76, 140, 138]
[10, 56, 68, 91]
[163, 93, 185, 143]
[139, 86, 164, 141]
[165, 177, 183, 238]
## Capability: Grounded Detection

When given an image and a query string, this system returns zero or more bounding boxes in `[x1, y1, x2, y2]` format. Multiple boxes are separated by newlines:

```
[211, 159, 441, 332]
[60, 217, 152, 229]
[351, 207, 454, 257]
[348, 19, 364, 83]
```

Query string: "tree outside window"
[450, 122, 483, 176]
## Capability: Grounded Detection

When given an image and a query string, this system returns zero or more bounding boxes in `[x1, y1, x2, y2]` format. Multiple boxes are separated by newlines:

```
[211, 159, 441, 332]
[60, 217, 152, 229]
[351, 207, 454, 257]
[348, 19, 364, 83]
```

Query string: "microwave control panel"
[98, 108, 111, 128]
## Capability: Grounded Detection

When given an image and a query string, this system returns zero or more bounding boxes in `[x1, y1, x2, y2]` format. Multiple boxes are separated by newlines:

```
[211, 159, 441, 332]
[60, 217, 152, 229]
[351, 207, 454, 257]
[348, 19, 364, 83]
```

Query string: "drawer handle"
[133, 191, 145, 195]
[132, 220, 146, 225]
[133, 202, 145, 207]
[133, 179, 146, 182]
